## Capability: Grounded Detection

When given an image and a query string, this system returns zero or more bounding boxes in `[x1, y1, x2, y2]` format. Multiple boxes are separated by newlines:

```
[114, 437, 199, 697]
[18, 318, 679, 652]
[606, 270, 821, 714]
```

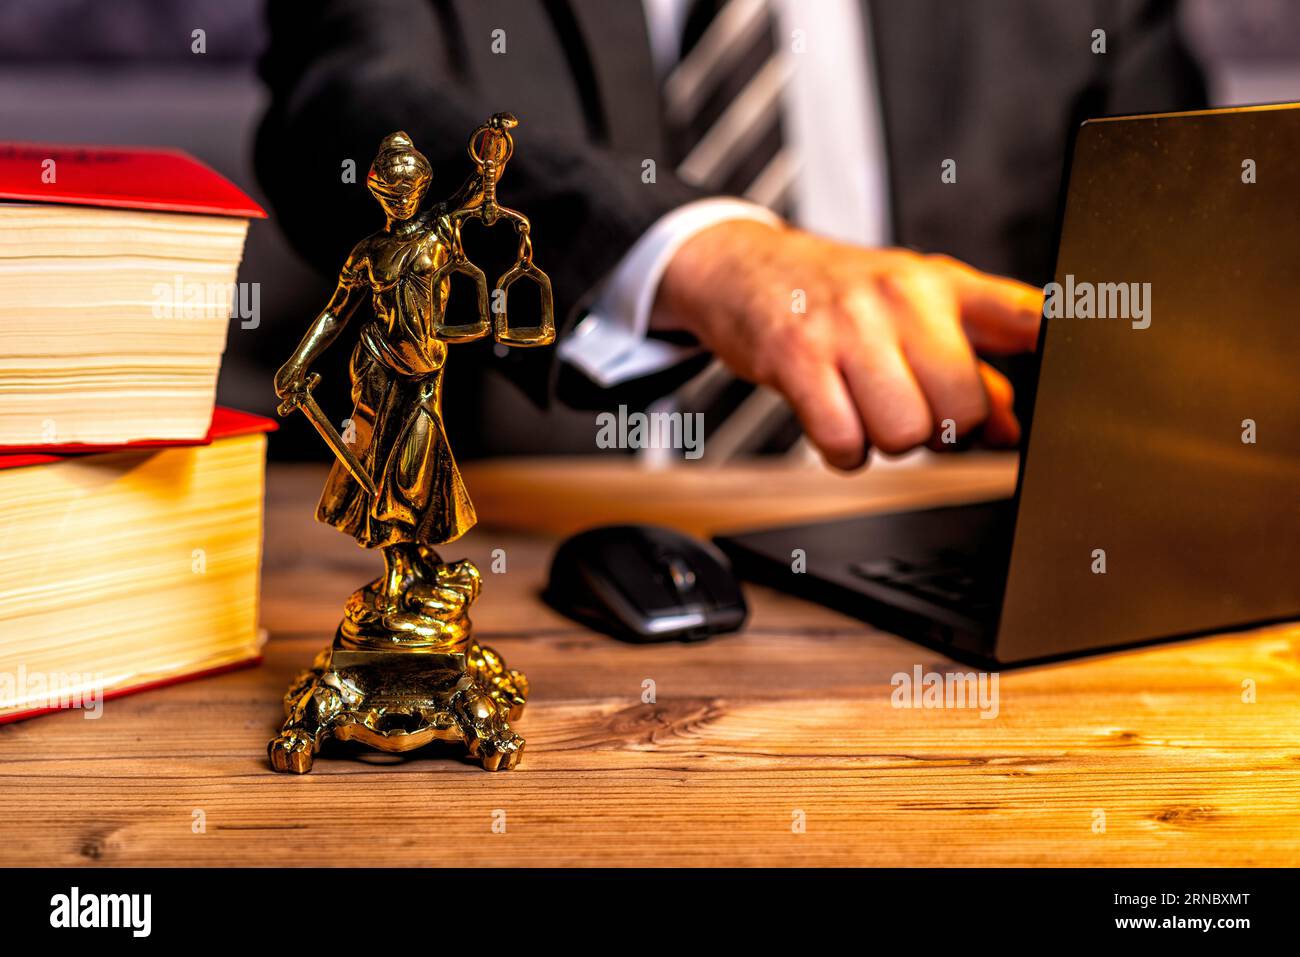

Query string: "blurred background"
[2, 0, 1298, 459]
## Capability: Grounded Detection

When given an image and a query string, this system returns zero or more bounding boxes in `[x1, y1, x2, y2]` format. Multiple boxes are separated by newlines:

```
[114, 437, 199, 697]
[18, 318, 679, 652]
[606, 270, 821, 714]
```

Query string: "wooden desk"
[3, 456, 1298, 867]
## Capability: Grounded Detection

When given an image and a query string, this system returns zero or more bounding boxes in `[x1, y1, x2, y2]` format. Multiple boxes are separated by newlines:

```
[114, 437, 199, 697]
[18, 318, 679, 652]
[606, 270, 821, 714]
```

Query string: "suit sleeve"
[255, 0, 709, 410]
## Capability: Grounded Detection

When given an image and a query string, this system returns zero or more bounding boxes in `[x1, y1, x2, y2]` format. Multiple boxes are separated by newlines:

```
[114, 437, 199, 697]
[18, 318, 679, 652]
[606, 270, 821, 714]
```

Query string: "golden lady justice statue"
[268, 113, 553, 772]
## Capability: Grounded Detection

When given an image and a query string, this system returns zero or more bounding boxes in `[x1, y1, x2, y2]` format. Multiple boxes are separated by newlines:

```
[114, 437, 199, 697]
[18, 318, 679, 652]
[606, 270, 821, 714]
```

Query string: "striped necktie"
[662, 0, 805, 462]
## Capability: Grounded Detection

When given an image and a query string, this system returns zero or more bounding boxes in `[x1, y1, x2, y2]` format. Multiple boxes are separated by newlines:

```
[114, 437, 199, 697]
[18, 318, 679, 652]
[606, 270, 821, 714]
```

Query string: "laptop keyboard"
[849, 548, 1002, 617]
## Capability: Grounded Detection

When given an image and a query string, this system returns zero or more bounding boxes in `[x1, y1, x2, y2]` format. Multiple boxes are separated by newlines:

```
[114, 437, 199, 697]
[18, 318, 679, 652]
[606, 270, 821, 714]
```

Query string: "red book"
[0, 142, 265, 449]
[0, 409, 276, 723]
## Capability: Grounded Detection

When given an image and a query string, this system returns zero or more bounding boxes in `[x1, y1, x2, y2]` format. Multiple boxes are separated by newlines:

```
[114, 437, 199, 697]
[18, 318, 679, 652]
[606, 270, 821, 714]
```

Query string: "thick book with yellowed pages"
[0, 142, 265, 447]
[0, 408, 273, 721]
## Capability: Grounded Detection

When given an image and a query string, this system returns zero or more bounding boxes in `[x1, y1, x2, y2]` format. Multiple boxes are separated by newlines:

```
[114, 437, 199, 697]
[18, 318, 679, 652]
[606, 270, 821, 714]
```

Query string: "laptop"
[715, 104, 1300, 665]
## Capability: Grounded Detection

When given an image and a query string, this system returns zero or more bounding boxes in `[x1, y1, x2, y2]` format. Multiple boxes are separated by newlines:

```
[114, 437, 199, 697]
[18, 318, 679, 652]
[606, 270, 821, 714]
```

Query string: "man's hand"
[652, 220, 1044, 470]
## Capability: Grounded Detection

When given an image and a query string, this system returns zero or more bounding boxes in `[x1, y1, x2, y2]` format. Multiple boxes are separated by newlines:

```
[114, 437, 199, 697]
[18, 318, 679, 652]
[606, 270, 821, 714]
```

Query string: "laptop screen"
[998, 104, 1300, 659]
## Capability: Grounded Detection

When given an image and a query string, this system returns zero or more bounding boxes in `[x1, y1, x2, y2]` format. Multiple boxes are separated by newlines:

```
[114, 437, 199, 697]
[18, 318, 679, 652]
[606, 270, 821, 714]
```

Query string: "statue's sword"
[276, 372, 378, 497]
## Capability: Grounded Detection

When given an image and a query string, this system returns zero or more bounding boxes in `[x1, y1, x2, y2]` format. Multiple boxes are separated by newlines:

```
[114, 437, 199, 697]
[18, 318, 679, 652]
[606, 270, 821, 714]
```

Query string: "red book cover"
[0, 142, 266, 219]
[0, 406, 277, 471]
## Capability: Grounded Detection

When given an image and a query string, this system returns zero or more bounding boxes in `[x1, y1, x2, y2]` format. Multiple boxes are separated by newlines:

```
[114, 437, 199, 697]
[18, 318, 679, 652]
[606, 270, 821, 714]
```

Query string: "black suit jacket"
[256, 0, 1204, 436]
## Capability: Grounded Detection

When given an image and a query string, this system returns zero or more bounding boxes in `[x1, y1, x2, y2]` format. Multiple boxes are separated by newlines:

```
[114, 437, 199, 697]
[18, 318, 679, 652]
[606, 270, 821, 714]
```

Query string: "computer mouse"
[544, 524, 748, 642]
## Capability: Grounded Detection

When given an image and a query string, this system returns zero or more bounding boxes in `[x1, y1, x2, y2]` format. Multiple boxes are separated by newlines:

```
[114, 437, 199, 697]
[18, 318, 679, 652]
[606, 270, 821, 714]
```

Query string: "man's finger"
[934, 256, 1043, 354]
[976, 360, 1020, 447]
[924, 361, 1019, 451]
[891, 274, 989, 437]
[773, 355, 868, 471]
[839, 316, 932, 456]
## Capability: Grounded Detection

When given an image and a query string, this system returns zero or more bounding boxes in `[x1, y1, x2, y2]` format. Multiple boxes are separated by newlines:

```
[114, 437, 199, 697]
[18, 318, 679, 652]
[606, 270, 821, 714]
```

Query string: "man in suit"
[257, 0, 1204, 468]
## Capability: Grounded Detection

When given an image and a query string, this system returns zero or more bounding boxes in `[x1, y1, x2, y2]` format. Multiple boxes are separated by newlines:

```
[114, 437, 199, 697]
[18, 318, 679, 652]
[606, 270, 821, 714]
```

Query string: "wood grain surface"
[2, 458, 1297, 867]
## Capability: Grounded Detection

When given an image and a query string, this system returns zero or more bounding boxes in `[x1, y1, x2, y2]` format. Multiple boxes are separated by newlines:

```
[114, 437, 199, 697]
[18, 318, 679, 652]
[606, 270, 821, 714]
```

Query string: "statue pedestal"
[267, 558, 528, 773]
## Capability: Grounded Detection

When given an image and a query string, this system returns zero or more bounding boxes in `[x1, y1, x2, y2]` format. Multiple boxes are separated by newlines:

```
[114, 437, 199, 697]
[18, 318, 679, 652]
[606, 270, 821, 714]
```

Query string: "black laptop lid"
[997, 105, 1300, 660]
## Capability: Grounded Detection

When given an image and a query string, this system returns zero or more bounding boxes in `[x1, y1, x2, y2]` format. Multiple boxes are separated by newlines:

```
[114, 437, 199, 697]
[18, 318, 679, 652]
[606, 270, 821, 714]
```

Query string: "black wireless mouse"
[544, 524, 748, 642]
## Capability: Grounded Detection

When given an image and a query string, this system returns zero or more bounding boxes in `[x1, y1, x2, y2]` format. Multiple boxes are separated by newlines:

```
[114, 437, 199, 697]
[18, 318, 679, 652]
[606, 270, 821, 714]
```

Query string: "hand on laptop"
[652, 219, 1044, 470]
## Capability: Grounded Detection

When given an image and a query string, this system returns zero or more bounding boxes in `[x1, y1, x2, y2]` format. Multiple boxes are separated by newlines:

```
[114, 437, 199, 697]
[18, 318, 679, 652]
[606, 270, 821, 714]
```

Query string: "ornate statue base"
[268, 549, 528, 773]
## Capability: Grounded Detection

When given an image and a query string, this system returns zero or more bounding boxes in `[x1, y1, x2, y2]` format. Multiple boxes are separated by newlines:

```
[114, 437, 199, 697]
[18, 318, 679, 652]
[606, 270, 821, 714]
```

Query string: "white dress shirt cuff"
[557, 197, 782, 387]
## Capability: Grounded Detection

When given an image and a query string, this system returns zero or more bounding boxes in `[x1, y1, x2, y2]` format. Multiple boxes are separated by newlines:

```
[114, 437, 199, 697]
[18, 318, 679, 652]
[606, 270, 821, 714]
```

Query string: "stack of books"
[0, 144, 272, 721]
